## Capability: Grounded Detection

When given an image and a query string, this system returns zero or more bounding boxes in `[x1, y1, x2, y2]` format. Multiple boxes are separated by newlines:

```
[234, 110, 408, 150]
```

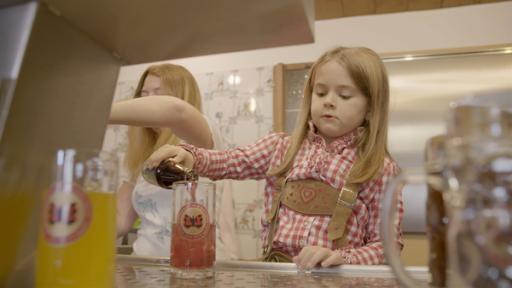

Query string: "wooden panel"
[315, 0, 343, 20]
[400, 234, 428, 266]
[479, 0, 507, 3]
[406, 0, 442, 10]
[273, 62, 312, 133]
[273, 64, 285, 132]
[376, 0, 409, 13]
[341, 0, 376, 16]
[442, 0, 477, 7]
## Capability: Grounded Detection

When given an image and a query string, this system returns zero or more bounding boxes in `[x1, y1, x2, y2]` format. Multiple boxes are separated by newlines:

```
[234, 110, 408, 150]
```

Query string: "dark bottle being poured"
[142, 159, 198, 189]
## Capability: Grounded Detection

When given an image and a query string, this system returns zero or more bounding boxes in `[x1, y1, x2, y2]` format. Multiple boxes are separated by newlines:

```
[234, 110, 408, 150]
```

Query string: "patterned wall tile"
[103, 65, 274, 259]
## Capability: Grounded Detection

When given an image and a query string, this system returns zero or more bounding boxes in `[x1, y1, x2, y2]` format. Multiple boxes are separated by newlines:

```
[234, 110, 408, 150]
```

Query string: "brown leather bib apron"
[262, 177, 359, 262]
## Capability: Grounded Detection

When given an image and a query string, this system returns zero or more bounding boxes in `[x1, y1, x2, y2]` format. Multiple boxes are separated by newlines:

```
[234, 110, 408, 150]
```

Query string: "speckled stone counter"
[116, 256, 429, 288]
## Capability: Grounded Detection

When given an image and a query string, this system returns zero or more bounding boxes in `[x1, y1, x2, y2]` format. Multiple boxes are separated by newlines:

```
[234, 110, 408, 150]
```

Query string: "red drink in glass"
[170, 182, 216, 279]
[170, 223, 215, 269]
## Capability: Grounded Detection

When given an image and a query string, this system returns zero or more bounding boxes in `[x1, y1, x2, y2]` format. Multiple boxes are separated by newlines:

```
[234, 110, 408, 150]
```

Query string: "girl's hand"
[145, 144, 195, 169]
[292, 246, 345, 270]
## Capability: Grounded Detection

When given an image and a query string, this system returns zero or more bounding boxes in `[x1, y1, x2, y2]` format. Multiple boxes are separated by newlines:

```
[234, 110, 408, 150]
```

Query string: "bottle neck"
[183, 169, 198, 182]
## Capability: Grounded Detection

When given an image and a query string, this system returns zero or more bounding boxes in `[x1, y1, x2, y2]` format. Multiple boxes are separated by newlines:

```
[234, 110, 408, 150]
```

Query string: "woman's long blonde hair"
[269, 47, 392, 184]
[124, 63, 203, 180]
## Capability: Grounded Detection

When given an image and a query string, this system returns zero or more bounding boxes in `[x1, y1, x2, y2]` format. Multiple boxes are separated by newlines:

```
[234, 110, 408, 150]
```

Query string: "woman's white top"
[131, 116, 237, 258]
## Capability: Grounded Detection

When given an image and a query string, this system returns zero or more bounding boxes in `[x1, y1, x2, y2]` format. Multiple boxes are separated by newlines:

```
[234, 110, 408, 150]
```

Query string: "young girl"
[146, 47, 403, 268]
[109, 63, 238, 259]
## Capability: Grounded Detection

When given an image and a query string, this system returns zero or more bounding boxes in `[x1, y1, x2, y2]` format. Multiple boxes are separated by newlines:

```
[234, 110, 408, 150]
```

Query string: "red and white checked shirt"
[183, 127, 403, 265]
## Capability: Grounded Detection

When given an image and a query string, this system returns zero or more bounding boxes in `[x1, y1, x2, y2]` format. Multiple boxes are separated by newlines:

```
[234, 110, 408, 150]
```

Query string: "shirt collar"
[306, 121, 364, 152]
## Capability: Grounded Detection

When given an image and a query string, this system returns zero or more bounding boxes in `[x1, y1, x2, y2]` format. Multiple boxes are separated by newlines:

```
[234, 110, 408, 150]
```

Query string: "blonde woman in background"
[109, 63, 239, 259]
[145, 47, 403, 268]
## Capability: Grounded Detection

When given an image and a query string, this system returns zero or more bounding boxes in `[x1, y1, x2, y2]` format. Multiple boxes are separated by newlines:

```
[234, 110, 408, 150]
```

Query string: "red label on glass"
[43, 184, 91, 245]
[177, 203, 210, 240]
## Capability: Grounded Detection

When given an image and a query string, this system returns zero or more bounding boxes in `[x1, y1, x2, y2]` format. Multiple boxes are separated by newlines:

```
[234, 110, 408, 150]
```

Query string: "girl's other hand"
[145, 144, 195, 169]
[292, 245, 345, 270]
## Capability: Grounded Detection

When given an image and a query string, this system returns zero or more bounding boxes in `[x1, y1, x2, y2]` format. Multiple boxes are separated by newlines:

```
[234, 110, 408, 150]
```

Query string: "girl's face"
[310, 60, 368, 144]
[141, 74, 163, 97]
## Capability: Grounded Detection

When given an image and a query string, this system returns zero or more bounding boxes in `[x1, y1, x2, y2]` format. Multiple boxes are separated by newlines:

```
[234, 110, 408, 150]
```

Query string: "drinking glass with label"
[142, 159, 216, 279]
[36, 149, 118, 288]
[170, 181, 216, 279]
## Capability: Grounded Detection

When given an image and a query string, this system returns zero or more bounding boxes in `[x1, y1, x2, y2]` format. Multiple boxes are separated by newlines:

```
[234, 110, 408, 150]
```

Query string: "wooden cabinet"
[272, 62, 311, 133]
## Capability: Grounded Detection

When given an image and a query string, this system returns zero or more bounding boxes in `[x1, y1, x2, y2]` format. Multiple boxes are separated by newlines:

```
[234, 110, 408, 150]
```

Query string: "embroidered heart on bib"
[300, 188, 316, 203]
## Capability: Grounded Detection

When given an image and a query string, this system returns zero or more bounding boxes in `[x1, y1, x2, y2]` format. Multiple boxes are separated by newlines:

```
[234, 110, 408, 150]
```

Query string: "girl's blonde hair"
[124, 63, 203, 180]
[269, 47, 392, 184]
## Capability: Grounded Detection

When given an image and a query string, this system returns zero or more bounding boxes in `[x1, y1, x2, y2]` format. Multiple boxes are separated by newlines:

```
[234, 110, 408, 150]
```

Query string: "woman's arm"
[109, 96, 213, 148]
[116, 181, 138, 238]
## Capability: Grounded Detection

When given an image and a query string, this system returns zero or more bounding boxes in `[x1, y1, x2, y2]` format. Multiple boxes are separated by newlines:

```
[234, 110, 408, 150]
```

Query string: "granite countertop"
[115, 255, 430, 288]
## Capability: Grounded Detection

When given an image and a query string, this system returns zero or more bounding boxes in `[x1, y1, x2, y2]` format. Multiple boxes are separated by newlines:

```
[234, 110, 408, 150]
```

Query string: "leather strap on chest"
[262, 176, 359, 258]
[281, 180, 340, 215]
[328, 182, 359, 247]
[263, 177, 286, 259]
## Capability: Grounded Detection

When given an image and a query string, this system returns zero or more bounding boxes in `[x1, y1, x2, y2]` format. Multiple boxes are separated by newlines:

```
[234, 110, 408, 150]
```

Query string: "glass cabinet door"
[273, 63, 311, 133]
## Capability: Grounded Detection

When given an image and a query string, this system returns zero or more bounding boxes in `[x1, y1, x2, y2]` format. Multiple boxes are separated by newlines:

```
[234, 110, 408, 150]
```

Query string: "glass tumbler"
[0, 151, 41, 287]
[36, 149, 118, 288]
[170, 181, 216, 279]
